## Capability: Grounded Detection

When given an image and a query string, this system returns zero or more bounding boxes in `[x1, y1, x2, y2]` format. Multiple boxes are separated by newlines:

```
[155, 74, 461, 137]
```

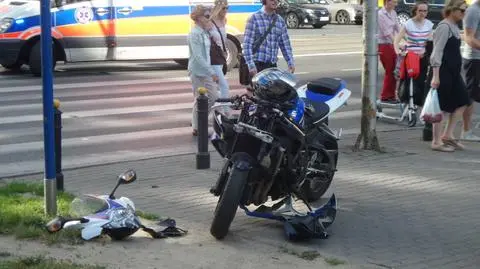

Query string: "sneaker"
[460, 130, 480, 142]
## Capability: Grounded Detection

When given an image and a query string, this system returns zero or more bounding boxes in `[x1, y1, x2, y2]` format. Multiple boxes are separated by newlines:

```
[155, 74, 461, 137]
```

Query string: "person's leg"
[190, 75, 203, 134]
[431, 118, 454, 152]
[414, 56, 429, 107]
[212, 65, 229, 98]
[442, 106, 466, 150]
[191, 75, 219, 135]
[445, 109, 464, 139]
[460, 59, 480, 141]
[204, 76, 220, 112]
[212, 65, 230, 114]
[379, 44, 397, 101]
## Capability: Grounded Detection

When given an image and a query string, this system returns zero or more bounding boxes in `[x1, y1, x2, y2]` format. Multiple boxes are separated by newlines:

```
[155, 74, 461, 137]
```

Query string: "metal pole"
[196, 87, 210, 169]
[54, 99, 64, 191]
[355, 0, 380, 150]
[366, 0, 378, 131]
[41, 0, 56, 215]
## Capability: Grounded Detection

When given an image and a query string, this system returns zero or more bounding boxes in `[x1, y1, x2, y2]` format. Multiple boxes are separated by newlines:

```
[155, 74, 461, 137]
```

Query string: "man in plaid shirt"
[243, 0, 295, 77]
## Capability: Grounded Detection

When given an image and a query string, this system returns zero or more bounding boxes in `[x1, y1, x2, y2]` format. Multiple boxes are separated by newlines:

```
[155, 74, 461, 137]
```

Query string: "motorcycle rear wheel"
[300, 142, 338, 202]
[210, 165, 248, 240]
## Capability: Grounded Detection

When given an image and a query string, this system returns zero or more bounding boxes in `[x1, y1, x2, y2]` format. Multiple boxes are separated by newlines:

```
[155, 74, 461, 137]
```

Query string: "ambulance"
[0, 0, 261, 76]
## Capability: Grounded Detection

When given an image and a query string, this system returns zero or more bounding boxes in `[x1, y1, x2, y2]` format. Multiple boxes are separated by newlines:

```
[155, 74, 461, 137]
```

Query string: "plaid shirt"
[243, 8, 294, 71]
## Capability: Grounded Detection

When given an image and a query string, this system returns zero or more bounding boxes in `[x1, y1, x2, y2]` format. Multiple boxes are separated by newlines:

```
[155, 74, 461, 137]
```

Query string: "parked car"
[312, 0, 363, 25]
[277, 0, 331, 29]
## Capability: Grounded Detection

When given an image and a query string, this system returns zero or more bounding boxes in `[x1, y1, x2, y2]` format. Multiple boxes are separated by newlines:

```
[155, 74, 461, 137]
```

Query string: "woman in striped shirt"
[394, 1, 434, 108]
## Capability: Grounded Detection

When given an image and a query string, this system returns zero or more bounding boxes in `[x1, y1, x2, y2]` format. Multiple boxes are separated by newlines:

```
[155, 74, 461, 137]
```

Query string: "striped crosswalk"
[0, 72, 368, 178]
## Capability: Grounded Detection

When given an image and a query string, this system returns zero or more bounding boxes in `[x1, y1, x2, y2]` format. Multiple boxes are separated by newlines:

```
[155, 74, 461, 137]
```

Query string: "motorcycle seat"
[307, 78, 342, 96]
[304, 99, 330, 125]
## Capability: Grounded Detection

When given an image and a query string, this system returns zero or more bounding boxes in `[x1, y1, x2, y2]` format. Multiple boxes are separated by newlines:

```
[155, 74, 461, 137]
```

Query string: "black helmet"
[252, 68, 298, 107]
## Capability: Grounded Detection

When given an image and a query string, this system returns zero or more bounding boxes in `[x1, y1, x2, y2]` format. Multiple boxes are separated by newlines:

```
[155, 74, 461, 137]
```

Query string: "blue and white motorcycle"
[46, 170, 187, 241]
[208, 68, 350, 240]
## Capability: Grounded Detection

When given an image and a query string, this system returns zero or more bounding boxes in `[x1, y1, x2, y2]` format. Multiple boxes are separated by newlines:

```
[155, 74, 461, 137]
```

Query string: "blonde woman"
[188, 5, 219, 136]
[429, 0, 470, 151]
[209, 0, 230, 101]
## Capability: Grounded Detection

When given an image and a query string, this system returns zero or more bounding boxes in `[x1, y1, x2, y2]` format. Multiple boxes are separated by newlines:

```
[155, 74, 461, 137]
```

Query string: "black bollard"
[196, 87, 210, 169]
[54, 99, 64, 191]
[423, 122, 432, 141]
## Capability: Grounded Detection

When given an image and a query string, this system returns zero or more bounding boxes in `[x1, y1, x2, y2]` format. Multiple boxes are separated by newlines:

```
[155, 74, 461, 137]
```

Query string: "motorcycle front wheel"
[210, 165, 248, 240]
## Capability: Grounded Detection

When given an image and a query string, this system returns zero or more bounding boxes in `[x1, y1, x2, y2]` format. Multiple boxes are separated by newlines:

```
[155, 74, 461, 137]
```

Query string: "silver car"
[312, 0, 363, 25]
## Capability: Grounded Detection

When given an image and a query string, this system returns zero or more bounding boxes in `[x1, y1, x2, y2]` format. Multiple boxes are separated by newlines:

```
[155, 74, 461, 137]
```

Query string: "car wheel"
[1, 63, 22, 71]
[397, 12, 409, 26]
[336, 10, 350, 24]
[286, 12, 300, 29]
[355, 20, 362, 25]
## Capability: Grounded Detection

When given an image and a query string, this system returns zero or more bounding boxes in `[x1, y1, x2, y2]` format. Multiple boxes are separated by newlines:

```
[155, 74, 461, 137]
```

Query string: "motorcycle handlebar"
[216, 98, 234, 103]
[215, 95, 284, 111]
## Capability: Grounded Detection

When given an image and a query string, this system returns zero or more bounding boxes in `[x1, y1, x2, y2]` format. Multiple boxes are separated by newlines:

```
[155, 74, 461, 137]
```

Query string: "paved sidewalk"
[3, 126, 480, 269]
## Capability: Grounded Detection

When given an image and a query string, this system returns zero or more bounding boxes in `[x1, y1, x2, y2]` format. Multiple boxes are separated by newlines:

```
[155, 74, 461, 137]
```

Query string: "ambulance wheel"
[226, 38, 238, 71]
[29, 42, 57, 77]
[174, 59, 188, 68]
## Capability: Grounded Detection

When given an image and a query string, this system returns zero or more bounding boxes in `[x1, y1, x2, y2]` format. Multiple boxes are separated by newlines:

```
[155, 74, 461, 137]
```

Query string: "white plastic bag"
[420, 88, 443, 123]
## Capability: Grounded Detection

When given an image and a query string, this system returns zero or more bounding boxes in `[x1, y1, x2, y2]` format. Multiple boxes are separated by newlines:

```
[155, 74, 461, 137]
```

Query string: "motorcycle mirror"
[109, 170, 137, 199]
[118, 169, 137, 184]
[54, 0, 64, 7]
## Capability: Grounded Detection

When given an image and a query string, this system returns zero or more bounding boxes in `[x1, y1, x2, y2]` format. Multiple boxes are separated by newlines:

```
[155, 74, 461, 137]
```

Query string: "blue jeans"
[212, 65, 229, 98]
[212, 64, 230, 114]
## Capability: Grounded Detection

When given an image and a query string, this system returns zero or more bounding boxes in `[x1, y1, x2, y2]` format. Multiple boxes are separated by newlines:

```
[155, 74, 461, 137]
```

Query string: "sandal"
[442, 138, 465, 150]
[431, 143, 455, 152]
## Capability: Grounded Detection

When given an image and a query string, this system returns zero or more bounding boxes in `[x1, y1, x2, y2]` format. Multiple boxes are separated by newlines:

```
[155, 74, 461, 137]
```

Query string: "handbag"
[211, 21, 228, 75]
[399, 51, 421, 80]
[238, 15, 278, 85]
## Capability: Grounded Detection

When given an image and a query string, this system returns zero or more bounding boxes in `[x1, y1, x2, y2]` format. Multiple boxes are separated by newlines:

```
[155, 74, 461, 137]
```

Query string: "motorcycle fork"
[210, 158, 232, 196]
[251, 145, 285, 205]
[211, 103, 252, 197]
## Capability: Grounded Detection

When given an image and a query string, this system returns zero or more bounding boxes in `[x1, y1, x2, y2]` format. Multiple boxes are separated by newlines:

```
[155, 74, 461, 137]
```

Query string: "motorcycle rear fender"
[296, 83, 351, 121]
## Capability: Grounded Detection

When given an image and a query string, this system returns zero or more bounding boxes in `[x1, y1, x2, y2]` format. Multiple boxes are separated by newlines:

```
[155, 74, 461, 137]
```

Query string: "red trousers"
[378, 44, 397, 100]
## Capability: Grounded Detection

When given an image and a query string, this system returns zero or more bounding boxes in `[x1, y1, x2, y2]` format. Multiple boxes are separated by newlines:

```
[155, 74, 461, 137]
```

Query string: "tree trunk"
[353, 0, 381, 151]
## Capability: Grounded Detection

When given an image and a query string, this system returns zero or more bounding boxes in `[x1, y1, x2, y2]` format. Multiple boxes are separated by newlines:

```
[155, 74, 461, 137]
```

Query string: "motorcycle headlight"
[0, 18, 13, 33]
